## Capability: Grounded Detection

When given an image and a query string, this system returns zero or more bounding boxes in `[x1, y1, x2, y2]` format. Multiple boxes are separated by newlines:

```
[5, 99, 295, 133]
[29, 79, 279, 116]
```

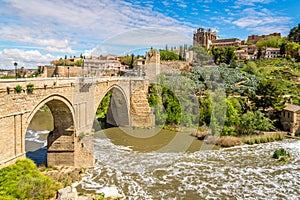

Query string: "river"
[26, 111, 300, 199]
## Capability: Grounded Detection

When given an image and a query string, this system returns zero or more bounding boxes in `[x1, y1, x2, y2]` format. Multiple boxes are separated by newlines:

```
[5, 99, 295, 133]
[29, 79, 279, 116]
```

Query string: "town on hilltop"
[193, 27, 282, 60]
[1, 24, 299, 79]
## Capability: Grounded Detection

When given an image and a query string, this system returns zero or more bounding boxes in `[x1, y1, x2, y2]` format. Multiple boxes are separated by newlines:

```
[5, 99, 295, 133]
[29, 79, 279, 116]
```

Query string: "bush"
[14, 85, 23, 93]
[274, 133, 284, 141]
[260, 137, 268, 143]
[268, 136, 275, 142]
[255, 138, 261, 144]
[26, 83, 34, 93]
[0, 158, 60, 199]
[272, 148, 291, 163]
[244, 138, 255, 145]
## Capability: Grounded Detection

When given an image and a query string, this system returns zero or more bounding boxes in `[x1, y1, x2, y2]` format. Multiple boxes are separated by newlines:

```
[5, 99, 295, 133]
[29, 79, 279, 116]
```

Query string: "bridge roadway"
[0, 76, 153, 168]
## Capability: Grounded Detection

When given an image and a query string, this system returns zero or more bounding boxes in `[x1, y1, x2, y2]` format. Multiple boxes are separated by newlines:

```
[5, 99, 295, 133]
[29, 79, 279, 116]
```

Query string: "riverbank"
[191, 131, 288, 147]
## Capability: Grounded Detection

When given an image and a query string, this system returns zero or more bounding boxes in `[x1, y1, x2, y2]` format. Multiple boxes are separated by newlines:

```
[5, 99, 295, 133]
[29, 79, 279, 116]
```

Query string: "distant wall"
[40, 66, 88, 78]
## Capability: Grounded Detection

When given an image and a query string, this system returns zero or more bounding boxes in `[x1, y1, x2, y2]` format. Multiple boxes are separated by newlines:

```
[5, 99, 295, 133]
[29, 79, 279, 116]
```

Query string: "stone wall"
[40, 66, 89, 78]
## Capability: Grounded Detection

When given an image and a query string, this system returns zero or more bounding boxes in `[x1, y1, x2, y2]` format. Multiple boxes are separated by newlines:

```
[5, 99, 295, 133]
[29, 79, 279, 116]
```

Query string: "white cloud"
[0, 48, 58, 69]
[232, 7, 291, 35]
[0, 0, 195, 67]
[44, 46, 76, 54]
[91, 28, 191, 56]
[235, 0, 274, 6]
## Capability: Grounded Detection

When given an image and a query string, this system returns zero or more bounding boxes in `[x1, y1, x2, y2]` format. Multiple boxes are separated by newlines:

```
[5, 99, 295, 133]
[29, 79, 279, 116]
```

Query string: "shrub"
[0, 158, 60, 199]
[260, 137, 268, 143]
[268, 136, 275, 142]
[244, 138, 255, 145]
[14, 85, 23, 93]
[272, 148, 291, 163]
[274, 133, 284, 141]
[255, 138, 261, 144]
[26, 83, 34, 93]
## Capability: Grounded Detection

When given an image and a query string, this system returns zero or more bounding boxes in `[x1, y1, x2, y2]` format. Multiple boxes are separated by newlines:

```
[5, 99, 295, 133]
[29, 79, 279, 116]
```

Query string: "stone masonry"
[0, 77, 153, 168]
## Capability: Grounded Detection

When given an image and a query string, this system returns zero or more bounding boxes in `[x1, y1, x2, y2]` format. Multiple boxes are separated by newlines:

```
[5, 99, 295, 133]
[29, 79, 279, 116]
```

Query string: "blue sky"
[0, 0, 299, 69]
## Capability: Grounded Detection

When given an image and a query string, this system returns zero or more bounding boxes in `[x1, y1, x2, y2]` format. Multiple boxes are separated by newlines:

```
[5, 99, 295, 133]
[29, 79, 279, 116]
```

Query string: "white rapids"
[78, 135, 300, 199]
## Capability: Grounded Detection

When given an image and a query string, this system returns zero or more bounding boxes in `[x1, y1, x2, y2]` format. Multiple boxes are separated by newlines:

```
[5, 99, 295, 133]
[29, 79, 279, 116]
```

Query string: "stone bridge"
[0, 77, 153, 168]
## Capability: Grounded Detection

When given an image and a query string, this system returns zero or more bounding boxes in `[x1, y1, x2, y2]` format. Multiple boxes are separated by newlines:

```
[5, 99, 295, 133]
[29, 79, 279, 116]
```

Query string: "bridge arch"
[26, 94, 76, 166]
[96, 84, 130, 127]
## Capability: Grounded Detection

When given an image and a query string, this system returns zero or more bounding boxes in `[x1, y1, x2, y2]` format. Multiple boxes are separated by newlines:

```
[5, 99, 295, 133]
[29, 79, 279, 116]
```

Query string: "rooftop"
[284, 104, 300, 112]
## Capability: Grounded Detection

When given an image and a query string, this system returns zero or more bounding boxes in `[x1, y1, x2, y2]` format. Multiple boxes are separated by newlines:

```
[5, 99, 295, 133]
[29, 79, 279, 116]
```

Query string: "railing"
[0, 76, 148, 90]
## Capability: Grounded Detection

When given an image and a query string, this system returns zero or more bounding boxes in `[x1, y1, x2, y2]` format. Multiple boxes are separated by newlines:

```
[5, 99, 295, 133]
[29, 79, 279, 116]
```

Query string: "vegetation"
[119, 54, 138, 68]
[51, 58, 84, 67]
[14, 85, 23, 93]
[211, 46, 237, 65]
[0, 159, 60, 199]
[288, 23, 300, 44]
[96, 92, 112, 128]
[250, 79, 285, 112]
[272, 148, 291, 163]
[243, 133, 284, 145]
[159, 50, 180, 61]
[26, 83, 34, 94]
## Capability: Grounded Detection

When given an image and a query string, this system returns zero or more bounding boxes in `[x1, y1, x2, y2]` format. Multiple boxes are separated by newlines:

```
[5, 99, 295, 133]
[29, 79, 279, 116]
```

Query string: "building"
[247, 33, 281, 44]
[193, 28, 217, 49]
[193, 28, 243, 49]
[84, 55, 125, 75]
[212, 38, 243, 48]
[280, 104, 300, 136]
[264, 48, 281, 59]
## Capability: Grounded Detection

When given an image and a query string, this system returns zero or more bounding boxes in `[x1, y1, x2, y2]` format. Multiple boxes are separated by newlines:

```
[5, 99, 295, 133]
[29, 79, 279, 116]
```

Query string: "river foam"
[79, 136, 300, 199]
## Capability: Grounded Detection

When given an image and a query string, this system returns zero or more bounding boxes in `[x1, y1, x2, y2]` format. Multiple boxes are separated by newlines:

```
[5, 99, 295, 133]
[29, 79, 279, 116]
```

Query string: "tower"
[193, 27, 217, 49]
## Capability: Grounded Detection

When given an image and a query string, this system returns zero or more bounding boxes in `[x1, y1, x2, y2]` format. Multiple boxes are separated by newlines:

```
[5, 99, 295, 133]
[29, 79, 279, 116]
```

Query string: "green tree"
[286, 42, 300, 58]
[250, 79, 285, 112]
[159, 49, 179, 61]
[211, 46, 237, 65]
[236, 111, 274, 135]
[198, 94, 212, 126]
[256, 36, 281, 49]
[96, 92, 112, 119]
[288, 23, 300, 43]
[257, 48, 262, 59]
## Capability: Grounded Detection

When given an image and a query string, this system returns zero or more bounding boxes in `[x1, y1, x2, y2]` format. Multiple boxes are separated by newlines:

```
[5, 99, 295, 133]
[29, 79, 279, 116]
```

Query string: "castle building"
[247, 33, 281, 44]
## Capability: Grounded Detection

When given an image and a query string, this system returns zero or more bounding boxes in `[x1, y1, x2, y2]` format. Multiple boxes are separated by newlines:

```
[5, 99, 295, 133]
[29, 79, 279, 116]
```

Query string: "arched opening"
[25, 96, 75, 166]
[25, 105, 53, 166]
[95, 86, 130, 129]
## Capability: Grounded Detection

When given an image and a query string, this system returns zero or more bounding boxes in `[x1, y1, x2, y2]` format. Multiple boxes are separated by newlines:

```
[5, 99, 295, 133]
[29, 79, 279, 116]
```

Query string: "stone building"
[193, 28, 243, 49]
[212, 38, 243, 48]
[280, 104, 300, 136]
[84, 55, 124, 76]
[247, 33, 281, 44]
[193, 28, 217, 49]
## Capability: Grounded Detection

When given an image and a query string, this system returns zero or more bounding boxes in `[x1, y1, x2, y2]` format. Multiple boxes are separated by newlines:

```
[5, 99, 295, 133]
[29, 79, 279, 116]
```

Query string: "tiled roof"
[284, 104, 300, 112]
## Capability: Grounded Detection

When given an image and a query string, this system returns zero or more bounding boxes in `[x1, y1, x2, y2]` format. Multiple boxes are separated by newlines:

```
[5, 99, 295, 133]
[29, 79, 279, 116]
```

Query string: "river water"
[26, 111, 300, 199]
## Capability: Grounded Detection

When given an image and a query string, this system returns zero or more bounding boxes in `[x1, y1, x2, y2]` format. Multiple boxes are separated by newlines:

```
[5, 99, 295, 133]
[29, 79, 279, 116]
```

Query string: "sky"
[0, 0, 299, 69]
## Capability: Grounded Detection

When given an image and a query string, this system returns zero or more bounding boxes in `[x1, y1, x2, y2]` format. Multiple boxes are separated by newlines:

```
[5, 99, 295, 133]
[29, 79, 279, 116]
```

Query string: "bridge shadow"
[26, 146, 47, 166]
